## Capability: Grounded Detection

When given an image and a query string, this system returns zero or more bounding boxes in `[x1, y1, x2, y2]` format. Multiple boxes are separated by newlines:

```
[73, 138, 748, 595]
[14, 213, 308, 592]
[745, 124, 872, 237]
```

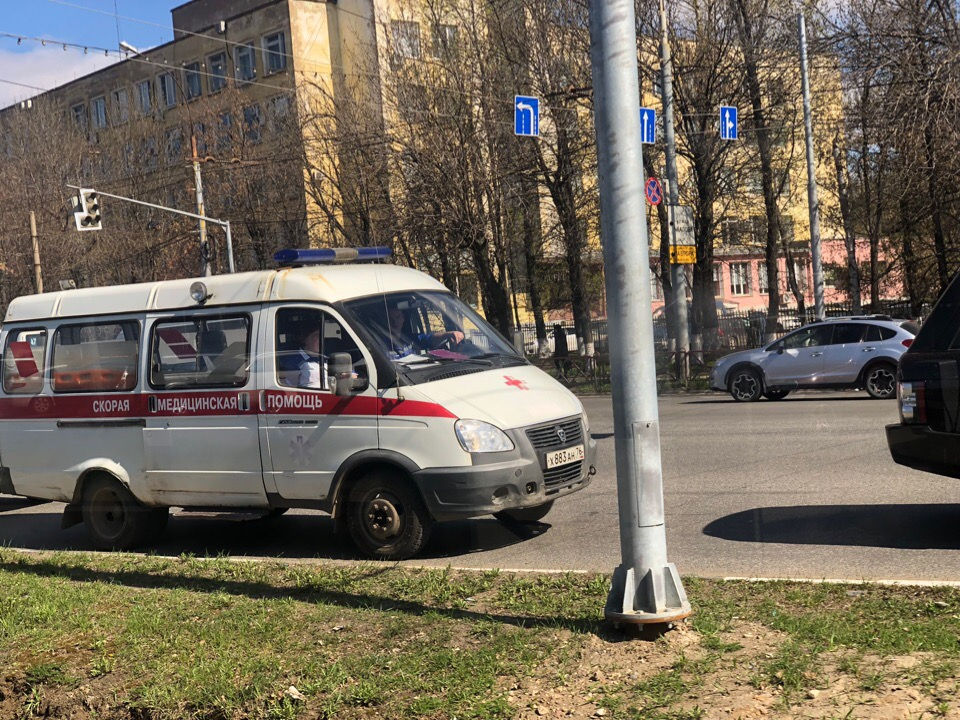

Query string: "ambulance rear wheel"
[81, 475, 166, 550]
[346, 473, 431, 560]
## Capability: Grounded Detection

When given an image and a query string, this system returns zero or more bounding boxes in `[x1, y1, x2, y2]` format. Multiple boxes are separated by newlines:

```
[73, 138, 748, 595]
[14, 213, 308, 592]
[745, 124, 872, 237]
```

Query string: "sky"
[1, 0, 178, 107]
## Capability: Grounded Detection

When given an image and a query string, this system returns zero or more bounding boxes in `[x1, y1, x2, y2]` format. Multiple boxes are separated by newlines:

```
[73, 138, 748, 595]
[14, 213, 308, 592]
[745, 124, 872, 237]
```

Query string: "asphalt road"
[2, 390, 960, 582]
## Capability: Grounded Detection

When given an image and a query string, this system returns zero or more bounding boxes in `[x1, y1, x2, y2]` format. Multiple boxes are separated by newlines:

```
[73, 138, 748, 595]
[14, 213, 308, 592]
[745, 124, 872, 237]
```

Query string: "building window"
[730, 262, 751, 296]
[193, 123, 207, 156]
[650, 269, 663, 301]
[91, 96, 107, 129]
[712, 263, 723, 295]
[135, 79, 152, 114]
[243, 104, 263, 144]
[262, 32, 287, 74]
[165, 127, 183, 164]
[141, 138, 158, 170]
[391, 21, 421, 59]
[184, 62, 202, 100]
[793, 259, 808, 293]
[111, 88, 128, 124]
[235, 42, 257, 83]
[757, 262, 769, 294]
[208, 52, 228, 92]
[71, 103, 87, 131]
[157, 73, 177, 108]
[267, 94, 290, 131]
[218, 112, 233, 151]
[430, 23, 457, 57]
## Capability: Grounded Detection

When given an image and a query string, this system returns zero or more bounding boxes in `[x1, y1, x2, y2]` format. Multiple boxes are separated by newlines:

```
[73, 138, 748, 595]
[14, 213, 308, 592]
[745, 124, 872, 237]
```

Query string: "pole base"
[604, 563, 692, 625]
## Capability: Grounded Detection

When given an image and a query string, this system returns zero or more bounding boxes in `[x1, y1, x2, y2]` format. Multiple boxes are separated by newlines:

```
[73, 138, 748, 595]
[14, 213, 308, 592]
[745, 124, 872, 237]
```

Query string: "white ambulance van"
[0, 248, 596, 559]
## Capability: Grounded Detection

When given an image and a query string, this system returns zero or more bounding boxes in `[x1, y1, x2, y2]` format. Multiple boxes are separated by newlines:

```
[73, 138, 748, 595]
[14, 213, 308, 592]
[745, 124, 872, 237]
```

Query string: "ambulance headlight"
[455, 419, 514, 453]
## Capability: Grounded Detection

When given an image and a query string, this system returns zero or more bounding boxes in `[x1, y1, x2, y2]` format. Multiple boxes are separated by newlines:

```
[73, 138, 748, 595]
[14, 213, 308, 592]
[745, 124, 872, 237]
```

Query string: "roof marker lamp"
[190, 281, 211, 305]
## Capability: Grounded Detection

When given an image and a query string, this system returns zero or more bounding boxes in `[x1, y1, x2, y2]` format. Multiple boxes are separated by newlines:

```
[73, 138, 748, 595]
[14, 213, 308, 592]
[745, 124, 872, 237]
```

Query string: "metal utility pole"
[29, 211, 43, 293]
[660, 0, 690, 378]
[191, 136, 212, 277]
[799, 13, 824, 320]
[588, 0, 691, 627]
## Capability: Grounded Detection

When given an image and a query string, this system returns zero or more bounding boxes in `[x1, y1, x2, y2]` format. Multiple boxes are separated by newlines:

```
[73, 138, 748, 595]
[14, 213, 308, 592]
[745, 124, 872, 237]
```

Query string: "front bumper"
[414, 419, 597, 521]
[886, 423, 960, 480]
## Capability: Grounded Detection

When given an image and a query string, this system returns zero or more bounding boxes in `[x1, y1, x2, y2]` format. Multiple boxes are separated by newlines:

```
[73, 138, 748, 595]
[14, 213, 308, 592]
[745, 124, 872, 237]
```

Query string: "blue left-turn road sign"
[720, 105, 738, 140]
[515, 96, 539, 137]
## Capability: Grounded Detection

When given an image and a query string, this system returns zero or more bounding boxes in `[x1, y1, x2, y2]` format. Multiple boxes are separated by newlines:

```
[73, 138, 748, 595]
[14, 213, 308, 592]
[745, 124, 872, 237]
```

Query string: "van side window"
[3, 329, 47, 395]
[274, 308, 364, 389]
[151, 314, 250, 389]
[52, 321, 139, 393]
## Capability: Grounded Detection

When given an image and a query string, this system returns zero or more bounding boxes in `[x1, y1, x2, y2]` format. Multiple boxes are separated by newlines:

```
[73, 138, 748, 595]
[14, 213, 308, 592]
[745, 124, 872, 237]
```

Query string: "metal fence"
[516, 301, 925, 356]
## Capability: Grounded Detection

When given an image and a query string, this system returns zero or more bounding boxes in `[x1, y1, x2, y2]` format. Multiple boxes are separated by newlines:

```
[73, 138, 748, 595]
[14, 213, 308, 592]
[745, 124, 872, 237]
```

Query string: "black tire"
[494, 500, 555, 524]
[81, 475, 166, 550]
[763, 389, 790, 401]
[729, 368, 762, 402]
[863, 363, 897, 399]
[346, 472, 431, 560]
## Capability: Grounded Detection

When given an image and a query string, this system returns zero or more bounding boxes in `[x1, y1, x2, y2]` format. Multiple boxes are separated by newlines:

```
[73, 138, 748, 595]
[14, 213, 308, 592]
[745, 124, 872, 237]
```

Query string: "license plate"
[545, 444, 585, 469]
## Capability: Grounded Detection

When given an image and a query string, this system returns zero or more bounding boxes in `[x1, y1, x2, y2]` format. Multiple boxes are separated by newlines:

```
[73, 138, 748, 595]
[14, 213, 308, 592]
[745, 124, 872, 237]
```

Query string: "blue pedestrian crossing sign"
[639, 106, 656, 144]
[514, 96, 539, 137]
[720, 105, 738, 140]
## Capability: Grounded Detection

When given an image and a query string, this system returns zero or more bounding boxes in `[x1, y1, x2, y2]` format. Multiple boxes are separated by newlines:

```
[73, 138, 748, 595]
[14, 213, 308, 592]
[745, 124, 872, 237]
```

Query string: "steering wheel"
[438, 334, 463, 351]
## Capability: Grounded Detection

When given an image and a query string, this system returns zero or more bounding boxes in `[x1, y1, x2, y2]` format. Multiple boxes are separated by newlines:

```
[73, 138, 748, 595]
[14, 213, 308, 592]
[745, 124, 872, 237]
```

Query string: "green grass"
[2, 552, 960, 718]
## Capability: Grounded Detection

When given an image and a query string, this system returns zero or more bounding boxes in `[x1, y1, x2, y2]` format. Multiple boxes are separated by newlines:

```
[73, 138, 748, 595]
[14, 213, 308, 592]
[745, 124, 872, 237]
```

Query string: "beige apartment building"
[0, 0, 402, 274]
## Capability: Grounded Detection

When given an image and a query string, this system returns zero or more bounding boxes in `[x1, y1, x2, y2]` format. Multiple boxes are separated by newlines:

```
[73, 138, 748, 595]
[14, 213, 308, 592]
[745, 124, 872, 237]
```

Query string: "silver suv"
[709, 316, 918, 402]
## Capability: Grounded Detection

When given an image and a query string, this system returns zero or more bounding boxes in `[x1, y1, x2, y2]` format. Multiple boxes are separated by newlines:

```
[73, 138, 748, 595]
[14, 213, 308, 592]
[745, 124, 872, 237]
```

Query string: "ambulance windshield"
[345, 291, 521, 367]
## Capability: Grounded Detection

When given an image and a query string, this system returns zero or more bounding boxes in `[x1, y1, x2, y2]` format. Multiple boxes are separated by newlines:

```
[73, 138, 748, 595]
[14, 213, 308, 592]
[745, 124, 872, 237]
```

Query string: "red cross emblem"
[504, 375, 529, 390]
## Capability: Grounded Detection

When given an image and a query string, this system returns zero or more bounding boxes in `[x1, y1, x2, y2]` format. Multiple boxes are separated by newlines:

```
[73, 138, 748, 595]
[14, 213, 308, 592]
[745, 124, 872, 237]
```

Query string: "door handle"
[811, 351, 823, 357]
[862, 347, 876, 352]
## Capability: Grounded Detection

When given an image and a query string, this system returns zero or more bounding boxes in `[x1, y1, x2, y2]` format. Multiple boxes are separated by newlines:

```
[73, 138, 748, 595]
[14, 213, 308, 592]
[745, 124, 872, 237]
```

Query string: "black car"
[886, 281, 960, 478]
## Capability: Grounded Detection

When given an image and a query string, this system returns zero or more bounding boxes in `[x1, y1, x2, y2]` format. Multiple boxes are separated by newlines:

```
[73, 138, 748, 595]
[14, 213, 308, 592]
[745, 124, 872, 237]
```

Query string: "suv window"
[782, 325, 832, 350]
[831, 323, 865, 344]
[865, 325, 896, 342]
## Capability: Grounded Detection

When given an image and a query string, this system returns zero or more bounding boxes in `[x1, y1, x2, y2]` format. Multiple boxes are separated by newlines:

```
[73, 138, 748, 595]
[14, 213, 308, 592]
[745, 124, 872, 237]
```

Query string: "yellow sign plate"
[669, 246, 697, 264]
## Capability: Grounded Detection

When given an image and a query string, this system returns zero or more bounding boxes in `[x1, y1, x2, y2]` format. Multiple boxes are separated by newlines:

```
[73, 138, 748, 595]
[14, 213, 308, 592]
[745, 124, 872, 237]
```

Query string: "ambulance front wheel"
[346, 472, 432, 560]
[81, 475, 168, 550]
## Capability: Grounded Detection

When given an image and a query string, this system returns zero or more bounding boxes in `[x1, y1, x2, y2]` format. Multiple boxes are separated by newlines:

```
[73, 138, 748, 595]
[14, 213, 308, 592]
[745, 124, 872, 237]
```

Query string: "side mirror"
[775, 344, 784, 355]
[329, 352, 364, 396]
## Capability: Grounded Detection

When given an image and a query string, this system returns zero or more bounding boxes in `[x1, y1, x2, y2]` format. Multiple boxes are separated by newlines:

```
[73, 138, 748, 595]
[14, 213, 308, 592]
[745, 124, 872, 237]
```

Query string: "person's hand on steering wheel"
[438, 330, 465, 349]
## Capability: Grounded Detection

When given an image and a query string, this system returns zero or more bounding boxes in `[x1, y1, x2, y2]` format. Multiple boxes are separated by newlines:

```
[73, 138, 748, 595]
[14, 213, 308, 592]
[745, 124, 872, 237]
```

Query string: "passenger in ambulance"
[296, 328, 326, 389]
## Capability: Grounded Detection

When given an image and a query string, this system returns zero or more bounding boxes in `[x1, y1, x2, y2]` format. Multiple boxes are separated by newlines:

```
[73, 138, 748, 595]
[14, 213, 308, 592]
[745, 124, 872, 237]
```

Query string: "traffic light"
[73, 188, 102, 231]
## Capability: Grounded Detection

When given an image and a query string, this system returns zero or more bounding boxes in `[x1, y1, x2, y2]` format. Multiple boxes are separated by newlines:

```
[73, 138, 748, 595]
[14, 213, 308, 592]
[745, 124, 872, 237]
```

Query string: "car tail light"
[899, 381, 926, 424]
[901, 338, 913, 348]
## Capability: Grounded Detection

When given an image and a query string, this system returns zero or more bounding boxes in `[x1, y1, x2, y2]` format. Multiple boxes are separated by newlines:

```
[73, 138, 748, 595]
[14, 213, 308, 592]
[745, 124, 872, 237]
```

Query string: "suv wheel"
[864, 363, 897, 399]
[763, 388, 790, 401]
[729, 368, 762, 402]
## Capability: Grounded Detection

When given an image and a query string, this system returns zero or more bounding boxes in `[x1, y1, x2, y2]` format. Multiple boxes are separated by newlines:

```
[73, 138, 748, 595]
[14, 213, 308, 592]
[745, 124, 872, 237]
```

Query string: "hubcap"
[90, 488, 125, 540]
[364, 496, 402, 540]
[732, 373, 758, 400]
[869, 368, 895, 397]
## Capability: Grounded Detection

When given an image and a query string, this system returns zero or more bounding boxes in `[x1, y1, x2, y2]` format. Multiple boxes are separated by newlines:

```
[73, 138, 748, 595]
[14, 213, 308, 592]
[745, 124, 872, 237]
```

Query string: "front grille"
[525, 417, 583, 450]
[425, 368, 485, 383]
[544, 461, 584, 491]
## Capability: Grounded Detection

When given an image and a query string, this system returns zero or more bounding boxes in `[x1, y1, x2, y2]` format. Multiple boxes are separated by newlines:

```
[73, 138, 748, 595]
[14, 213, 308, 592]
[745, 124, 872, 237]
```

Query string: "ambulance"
[0, 248, 596, 559]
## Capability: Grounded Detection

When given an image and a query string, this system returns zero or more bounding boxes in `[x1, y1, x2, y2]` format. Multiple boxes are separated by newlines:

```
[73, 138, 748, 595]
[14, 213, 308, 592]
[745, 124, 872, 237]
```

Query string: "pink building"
[651, 238, 903, 313]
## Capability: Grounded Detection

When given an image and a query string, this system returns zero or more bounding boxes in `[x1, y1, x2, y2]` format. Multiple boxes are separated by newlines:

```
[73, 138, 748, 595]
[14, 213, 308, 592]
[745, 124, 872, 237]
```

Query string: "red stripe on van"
[0, 390, 455, 420]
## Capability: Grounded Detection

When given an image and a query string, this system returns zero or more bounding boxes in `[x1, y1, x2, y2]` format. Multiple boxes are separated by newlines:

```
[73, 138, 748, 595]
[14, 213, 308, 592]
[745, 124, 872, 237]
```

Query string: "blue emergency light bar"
[273, 247, 393, 266]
